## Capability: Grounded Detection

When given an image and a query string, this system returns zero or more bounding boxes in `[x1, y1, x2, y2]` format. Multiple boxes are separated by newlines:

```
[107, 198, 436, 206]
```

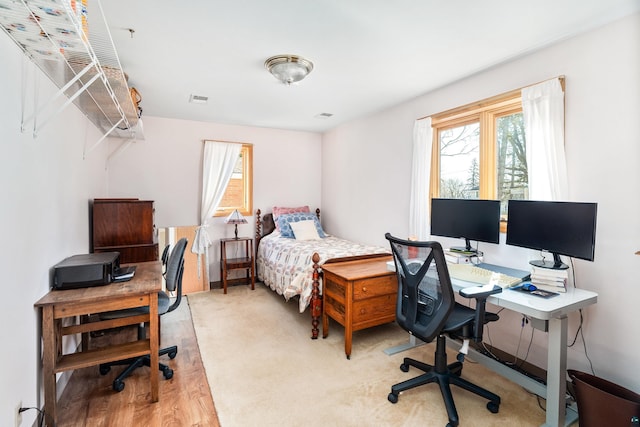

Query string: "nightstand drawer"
[353, 274, 396, 300]
[352, 294, 397, 325]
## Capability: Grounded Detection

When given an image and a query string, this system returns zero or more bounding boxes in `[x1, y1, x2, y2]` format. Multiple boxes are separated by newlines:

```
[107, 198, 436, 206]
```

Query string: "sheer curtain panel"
[522, 78, 568, 201]
[409, 118, 433, 240]
[192, 141, 242, 278]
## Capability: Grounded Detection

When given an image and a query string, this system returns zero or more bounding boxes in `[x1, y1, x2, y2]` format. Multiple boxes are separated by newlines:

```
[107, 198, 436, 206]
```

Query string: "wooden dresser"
[322, 256, 396, 359]
[91, 198, 158, 264]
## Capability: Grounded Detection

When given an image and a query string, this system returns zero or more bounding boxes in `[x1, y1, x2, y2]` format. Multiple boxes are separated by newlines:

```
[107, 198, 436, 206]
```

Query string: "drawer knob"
[362, 287, 367, 292]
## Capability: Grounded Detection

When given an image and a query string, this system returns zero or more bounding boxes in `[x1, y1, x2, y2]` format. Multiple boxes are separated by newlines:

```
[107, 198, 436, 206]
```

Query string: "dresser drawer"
[353, 274, 397, 300]
[352, 294, 397, 326]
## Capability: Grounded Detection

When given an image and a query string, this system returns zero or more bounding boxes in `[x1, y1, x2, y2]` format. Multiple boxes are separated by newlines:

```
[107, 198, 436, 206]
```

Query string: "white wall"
[106, 116, 322, 281]
[322, 13, 640, 392]
[0, 36, 109, 425]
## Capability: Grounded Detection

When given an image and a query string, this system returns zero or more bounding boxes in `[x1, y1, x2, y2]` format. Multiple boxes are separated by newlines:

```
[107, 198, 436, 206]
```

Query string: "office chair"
[99, 238, 188, 392]
[385, 233, 502, 427]
[161, 243, 170, 267]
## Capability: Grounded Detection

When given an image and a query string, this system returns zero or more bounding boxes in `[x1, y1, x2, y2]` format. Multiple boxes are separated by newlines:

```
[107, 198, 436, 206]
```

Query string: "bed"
[255, 207, 390, 338]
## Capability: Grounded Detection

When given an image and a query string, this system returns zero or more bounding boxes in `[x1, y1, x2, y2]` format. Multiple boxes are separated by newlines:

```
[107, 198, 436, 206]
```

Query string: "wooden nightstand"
[322, 256, 396, 359]
[220, 237, 255, 294]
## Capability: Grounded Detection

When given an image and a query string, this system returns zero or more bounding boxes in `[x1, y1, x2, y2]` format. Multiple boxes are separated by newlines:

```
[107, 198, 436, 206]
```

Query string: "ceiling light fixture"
[265, 54, 314, 85]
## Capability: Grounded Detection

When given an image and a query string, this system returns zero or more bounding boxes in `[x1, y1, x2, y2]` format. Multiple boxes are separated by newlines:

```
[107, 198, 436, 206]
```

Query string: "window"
[430, 91, 527, 230]
[215, 143, 253, 217]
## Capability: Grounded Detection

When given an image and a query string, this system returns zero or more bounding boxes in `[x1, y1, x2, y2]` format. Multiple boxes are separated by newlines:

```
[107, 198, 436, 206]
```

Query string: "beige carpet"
[188, 285, 546, 427]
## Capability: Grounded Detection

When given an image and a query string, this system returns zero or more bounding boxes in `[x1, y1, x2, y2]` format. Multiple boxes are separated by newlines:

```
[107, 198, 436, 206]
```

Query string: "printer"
[53, 252, 120, 290]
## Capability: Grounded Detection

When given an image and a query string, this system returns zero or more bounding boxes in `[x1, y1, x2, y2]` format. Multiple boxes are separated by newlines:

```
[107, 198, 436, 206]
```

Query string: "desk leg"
[344, 287, 353, 359]
[250, 260, 255, 290]
[543, 316, 568, 427]
[149, 292, 159, 402]
[322, 309, 329, 339]
[42, 306, 57, 426]
[384, 334, 426, 355]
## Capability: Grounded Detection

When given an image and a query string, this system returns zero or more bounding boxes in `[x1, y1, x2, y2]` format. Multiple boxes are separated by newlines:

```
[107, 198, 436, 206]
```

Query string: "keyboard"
[447, 263, 522, 288]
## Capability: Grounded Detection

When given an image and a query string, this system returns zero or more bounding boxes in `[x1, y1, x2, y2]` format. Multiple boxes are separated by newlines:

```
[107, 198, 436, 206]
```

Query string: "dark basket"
[568, 370, 640, 427]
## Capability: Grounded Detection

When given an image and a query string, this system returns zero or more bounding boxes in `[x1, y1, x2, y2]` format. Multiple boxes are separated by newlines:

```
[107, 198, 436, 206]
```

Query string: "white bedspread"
[256, 232, 389, 312]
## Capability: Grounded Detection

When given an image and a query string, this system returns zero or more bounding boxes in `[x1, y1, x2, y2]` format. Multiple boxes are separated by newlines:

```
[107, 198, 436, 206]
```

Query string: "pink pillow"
[273, 206, 310, 230]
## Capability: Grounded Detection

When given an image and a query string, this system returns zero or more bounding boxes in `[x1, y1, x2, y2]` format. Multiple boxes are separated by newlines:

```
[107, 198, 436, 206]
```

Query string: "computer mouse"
[522, 283, 537, 292]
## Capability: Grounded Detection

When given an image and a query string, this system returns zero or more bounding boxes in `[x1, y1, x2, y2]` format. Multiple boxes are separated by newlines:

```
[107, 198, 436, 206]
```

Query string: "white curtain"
[522, 78, 568, 201]
[192, 141, 242, 276]
[409, 118, 433, 240]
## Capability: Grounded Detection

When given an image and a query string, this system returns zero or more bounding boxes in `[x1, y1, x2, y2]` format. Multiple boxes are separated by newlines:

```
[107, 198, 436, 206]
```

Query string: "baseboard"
[211, 278, 253, 289]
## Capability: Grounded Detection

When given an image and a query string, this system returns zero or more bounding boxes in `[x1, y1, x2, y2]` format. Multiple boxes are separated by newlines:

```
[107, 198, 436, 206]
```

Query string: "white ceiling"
[100, 1, 639, 133]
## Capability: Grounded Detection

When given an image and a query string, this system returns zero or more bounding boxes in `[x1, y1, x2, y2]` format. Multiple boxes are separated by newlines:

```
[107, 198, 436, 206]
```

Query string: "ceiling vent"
[189, 94, 209, 104]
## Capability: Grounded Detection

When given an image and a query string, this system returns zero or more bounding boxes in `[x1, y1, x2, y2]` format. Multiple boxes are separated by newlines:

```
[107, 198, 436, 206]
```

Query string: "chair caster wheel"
[487, 401, 500, 413]
[99, 365, 110, 375]
[168, 350, 177, 359]
[113, 380, 125, 392]
[162, 367, 174, 379]
[388, 393, 398, 404]
[400, 363, 409, 372]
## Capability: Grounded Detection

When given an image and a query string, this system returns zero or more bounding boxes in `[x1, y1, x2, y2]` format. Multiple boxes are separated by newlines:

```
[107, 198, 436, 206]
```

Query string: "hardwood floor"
[55, 298, 220, 427]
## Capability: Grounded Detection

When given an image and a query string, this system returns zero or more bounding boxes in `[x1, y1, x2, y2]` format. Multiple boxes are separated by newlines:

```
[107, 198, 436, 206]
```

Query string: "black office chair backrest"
[385, 233, 455, 343]
[165, 237, 187, 297]
[161, 244, 170, 266]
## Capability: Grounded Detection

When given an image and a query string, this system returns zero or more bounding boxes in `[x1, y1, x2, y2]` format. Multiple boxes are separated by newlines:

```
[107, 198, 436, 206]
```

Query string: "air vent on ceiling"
[189, 94, 209, 104]
[315, 113, 334, 119]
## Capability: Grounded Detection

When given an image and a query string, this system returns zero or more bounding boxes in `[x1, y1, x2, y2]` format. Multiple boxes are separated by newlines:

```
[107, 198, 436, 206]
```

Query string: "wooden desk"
[34, 261, 162, 426]
[322, 256, 396, 359]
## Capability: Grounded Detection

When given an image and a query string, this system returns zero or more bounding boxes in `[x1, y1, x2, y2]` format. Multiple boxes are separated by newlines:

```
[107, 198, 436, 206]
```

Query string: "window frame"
[213, 143, 253, 218]
[429, 89, 523, 233]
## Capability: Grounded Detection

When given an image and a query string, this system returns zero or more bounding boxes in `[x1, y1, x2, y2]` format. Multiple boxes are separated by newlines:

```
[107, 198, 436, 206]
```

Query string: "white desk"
[460, 282, 596, 427]
[386, 274, 598, 427]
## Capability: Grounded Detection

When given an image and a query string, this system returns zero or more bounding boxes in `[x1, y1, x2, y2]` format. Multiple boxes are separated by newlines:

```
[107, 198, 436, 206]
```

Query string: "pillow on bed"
[277, 213, 326, 238]
[289, 220, 322, 240]
[273, 206, 310, 230]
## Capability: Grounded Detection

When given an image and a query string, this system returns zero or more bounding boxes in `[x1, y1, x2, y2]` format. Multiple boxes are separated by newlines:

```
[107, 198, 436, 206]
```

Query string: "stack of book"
[530, 266, 569, 293]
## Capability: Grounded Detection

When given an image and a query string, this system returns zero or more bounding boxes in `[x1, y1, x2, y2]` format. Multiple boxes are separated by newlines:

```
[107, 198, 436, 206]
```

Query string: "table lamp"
[225, 209, 247, 239]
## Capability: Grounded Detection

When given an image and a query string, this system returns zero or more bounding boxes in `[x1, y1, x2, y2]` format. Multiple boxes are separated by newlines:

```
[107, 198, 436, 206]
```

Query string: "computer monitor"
[506, 200, 597, 270]
[430, 198, 501, 253]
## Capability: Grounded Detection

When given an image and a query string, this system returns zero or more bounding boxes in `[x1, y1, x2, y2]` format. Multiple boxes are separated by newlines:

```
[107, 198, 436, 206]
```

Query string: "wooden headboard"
[256, 210, 276, 237]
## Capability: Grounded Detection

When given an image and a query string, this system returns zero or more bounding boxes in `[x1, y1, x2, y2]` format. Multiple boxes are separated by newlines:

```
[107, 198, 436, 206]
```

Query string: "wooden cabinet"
[220, 237, 255, 294]
[322, 256, 397, 359]
[91, 198, 158, 264]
